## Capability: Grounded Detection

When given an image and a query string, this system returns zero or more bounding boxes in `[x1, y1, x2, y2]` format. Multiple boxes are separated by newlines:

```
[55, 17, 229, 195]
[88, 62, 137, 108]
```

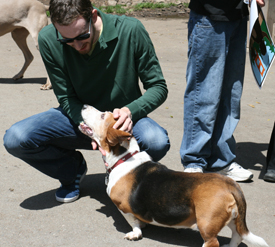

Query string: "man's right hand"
[91, 140, 106, 156]
[255, 0, 265, 7]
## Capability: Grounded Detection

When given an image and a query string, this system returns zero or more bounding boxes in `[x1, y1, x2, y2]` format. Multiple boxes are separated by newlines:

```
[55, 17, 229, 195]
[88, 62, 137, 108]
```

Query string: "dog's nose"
[82, 104, 88, 110]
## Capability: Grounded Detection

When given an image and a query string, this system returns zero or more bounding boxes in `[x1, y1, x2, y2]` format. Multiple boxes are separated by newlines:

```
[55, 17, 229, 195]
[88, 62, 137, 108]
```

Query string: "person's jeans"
[180, 11, 247, 170]
[3, 107, 170, 185]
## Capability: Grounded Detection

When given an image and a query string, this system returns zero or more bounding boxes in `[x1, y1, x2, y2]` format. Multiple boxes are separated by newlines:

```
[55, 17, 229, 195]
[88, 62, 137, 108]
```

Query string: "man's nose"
[71, 40, 83, 50]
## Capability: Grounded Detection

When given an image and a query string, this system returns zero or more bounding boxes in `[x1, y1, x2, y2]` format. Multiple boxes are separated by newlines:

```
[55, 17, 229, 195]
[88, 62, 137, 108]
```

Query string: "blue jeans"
[180, 11, 247, 170]
[3, 107, 170, 184]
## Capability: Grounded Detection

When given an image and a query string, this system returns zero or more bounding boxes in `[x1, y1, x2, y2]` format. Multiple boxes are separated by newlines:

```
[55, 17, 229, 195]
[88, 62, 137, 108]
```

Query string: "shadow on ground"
[235, 142, 268, 179]
[0, 78, 47, 85]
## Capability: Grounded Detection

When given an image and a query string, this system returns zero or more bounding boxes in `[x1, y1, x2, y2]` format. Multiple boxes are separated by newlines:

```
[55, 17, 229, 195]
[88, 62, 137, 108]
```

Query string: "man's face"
[55, 16, 93, 55]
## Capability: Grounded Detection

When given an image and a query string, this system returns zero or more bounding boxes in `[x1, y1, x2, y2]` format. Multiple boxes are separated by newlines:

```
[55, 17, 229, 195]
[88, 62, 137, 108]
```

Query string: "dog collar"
[107, 151, 139, 173]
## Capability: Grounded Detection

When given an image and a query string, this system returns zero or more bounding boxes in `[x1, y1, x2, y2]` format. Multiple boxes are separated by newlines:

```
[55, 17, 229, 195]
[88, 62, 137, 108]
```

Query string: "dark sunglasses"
[56, 18, 91, 44]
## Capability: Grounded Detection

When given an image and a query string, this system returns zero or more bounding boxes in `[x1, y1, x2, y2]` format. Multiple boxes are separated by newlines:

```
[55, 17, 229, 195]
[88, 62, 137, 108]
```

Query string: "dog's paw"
[40, 79, 52, 90]
[40, 84, 52, 90]
[124, 230, 142, 241]
[12, 74, 23, 80]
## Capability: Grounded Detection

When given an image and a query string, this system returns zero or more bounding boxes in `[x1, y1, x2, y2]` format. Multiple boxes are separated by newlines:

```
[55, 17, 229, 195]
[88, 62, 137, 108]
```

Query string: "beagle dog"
[79, 105, 268, 247]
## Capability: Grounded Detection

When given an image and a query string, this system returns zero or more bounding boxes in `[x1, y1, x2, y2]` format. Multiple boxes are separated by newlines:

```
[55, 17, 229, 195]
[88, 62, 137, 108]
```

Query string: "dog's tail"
[242, 232, 269, 247]
[231, 182, 269, 247]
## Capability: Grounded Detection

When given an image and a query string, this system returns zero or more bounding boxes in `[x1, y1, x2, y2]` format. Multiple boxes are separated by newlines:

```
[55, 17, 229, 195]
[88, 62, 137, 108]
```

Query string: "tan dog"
[0, 0, 52, 90]
[79, 105, 269, 247]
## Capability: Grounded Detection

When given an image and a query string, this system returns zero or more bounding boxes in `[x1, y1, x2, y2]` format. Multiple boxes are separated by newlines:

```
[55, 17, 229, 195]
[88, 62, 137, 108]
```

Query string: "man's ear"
[91, 8, 98, 23]
[106, 126, 132, 146]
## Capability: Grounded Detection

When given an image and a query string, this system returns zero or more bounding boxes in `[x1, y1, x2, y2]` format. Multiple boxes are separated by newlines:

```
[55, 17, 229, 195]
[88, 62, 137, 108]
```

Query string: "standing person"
[180, 0, 265, 181]
[264, 122, 275, 182]
[3, 0, 170, 203]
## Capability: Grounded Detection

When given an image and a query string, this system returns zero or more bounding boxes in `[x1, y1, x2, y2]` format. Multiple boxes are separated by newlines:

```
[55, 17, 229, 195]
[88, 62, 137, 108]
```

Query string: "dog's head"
[79, 105, 132, 153]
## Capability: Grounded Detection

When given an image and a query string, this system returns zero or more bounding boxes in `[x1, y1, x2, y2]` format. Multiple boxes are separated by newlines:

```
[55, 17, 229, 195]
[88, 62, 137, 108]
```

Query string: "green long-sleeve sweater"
[38, 10, 168, 125]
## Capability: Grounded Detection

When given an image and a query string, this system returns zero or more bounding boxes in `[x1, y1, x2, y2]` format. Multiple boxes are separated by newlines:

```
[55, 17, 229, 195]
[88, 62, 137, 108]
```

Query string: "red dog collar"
[107, 151, 139, 173]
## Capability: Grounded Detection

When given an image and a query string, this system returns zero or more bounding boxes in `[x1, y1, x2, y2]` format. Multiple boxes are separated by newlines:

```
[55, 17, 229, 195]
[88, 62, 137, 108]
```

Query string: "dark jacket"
[189, 0, 249, 21]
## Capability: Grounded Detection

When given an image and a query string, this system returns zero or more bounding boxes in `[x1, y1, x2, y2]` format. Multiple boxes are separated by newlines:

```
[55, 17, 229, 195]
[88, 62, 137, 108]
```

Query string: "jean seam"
[19, 134, 79, 150]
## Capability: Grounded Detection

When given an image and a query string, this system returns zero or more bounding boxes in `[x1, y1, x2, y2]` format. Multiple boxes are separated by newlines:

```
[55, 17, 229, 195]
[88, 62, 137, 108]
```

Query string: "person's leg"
[203, 17, 253, 181]
[207, 17, 247, 170]
[132, 117, 170, 162]
[3, 107, 93, 202]
[264, 122, 275, 182]
[180, 11, 227, 171]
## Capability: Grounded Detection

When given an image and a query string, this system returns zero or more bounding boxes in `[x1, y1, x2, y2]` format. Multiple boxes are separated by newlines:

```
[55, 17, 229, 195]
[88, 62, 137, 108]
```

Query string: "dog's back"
[0, 0, 48, 37]
[112, 162, 242, 227]
[0, 0, 49, 84]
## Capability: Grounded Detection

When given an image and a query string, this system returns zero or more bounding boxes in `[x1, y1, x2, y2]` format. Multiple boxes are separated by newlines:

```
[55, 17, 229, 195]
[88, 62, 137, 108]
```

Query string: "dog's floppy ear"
[106, 126, 132, 146]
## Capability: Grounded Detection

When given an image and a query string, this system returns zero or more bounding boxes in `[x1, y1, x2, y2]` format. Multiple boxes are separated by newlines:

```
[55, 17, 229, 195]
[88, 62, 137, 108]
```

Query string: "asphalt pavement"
[0, 17, 274, 247]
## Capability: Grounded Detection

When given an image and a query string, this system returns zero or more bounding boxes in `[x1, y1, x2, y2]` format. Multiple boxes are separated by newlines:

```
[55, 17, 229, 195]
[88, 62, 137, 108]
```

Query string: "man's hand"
[90, 107, 132, 160]
[112, 107, 133, 133]
[91, 140, 106, 156]
[253, 0, 265, 7]
[91, 140, 97, 150]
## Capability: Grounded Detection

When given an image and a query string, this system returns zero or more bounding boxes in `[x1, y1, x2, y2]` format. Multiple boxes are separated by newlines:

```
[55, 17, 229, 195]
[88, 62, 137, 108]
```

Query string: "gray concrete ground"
[0, 17, 274, 247]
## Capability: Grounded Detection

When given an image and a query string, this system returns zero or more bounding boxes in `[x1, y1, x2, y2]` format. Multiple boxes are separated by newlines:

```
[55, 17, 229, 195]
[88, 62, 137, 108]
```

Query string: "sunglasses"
[56, 18, 91, 44]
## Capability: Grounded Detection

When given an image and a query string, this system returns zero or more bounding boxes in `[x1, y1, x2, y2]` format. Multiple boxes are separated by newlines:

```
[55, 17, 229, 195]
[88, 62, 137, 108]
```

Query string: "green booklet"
[249, 0, 275, 88]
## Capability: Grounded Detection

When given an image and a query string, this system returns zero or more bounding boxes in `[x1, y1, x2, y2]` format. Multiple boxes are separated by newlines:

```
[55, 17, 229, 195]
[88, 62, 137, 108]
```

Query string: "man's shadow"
[235, 142, 268, 179]
[20, 173, 248, 247]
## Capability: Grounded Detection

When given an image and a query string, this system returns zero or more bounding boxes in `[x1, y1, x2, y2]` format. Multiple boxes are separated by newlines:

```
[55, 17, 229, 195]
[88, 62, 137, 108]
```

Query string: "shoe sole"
[184, 170, 203, 173]
[263, 176, 275, 182]
[226, 173, 253, 182]
[56, 194, 80, 203]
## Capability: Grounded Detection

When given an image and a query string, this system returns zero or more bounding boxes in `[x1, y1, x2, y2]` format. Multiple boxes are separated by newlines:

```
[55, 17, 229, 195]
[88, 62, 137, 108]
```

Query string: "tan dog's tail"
[232, 183, 269, 246]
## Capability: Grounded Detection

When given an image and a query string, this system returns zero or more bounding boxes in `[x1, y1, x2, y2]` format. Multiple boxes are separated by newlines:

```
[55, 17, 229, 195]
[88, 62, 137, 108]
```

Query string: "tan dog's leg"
[11, 28, 33, 80]
[40, 77, 52, 90]
[26, 7, 52, 90]
[196, 210, 230, 247]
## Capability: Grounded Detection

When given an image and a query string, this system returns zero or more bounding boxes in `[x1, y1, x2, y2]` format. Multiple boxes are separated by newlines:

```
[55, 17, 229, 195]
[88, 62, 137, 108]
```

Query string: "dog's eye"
[101, 113, 105, 119]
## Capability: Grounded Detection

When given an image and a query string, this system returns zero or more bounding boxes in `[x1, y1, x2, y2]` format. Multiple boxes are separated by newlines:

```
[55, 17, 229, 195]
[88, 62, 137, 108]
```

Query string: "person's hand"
[255, 0, 265, 7]
[91, 140, 107, 168]
[90, 107, 132, 165]
[112, 107, 133, 133]
[91, 140, 97, 150]
[91, 140, 106, 156]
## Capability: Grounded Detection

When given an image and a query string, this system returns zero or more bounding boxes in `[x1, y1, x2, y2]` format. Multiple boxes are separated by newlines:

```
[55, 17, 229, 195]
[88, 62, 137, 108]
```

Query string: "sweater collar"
[97, 9, 118, 46]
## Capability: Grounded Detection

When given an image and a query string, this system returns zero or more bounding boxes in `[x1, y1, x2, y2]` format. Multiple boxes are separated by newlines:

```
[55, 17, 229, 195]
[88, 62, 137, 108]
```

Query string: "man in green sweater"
[3, 0, 170, 203]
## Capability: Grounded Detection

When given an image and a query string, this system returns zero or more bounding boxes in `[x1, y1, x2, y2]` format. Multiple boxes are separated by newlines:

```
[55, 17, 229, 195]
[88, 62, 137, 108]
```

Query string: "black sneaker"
[264, 169, 275, 182]
[55, 159, 87, 203]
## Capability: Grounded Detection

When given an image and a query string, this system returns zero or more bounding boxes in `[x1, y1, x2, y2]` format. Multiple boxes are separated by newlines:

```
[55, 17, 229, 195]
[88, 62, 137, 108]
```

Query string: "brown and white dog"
[79, 105, 269, 247]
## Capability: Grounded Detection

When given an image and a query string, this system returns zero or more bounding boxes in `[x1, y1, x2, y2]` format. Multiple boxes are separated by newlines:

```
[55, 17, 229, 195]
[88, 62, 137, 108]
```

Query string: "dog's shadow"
[21, 173, 247, 247]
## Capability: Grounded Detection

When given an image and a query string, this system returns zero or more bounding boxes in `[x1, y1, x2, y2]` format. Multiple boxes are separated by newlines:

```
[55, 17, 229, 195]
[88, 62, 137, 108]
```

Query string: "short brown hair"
[49, 0, 93, 25]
